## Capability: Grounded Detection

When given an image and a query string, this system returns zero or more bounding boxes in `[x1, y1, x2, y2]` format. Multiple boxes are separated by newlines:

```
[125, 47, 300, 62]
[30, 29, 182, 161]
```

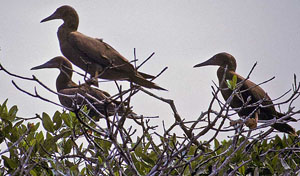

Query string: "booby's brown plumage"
[41, 5, 166, 90]
[194, 52, 297, 136]
[31, 56, 127, 120]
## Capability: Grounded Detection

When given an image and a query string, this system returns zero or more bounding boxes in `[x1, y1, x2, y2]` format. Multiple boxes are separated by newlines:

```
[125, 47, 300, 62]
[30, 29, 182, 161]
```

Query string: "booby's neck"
[62, 10, 79, 31]
[57, 14, 79, 40]
[57, 24, 76, 41]
[56, 64, 76, 91]
[217, 65, 236, 84]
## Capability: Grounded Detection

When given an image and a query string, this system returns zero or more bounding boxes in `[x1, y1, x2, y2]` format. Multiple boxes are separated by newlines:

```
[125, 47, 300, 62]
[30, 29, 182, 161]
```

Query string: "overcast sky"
[0, 1, 299, 139]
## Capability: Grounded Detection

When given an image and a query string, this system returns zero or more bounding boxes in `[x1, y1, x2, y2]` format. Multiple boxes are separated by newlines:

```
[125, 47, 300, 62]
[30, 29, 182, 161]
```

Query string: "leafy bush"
[0, 58, 300, 175]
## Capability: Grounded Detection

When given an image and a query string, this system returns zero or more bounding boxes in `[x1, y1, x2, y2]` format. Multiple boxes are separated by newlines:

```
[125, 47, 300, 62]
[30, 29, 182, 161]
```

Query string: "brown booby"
[194, 52, 297, 136]
[41, 5, 166, 90]
[31, 56, 128, 120]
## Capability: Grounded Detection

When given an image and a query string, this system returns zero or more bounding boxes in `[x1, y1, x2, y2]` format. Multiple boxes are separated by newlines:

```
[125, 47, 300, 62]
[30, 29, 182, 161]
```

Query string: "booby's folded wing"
[68, 32, 133, 70]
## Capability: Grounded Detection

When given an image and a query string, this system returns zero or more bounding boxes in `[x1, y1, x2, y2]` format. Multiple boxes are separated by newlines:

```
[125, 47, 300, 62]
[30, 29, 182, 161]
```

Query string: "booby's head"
[31, 56, 72, 71]
[41, 5, 79, 30]
[194, 52, 237, 71]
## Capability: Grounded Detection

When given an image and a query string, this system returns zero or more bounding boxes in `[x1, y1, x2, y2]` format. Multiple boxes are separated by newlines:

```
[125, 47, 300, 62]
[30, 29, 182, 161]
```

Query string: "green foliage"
[0, 99, 299, 175]
[42, 112, 54, 133]
[226, 74, 238, 90]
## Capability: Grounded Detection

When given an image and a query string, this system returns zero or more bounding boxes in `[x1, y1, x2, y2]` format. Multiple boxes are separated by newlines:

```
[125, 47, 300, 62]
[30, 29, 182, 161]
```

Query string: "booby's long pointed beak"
[41, 12, 58, 23]
[31, 61, 56, 70]
[193, 56, 215, 68]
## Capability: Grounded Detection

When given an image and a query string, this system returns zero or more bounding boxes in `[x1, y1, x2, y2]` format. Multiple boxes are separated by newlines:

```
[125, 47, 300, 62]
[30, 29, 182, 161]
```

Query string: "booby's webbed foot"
[245, 112, 259, 129]
[229, 117, 258, 129]
[85, 77, 99, 87]
[245, 118, 258, 129]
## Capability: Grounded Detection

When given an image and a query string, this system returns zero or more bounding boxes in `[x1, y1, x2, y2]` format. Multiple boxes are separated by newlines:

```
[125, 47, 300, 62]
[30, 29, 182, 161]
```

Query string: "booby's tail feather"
[130, 74, 167, 91]
[272, 123, 297, 136]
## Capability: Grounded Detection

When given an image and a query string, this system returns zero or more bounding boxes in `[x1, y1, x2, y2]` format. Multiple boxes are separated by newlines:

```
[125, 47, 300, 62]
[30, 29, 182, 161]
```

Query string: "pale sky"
[0, 1, 299, 138]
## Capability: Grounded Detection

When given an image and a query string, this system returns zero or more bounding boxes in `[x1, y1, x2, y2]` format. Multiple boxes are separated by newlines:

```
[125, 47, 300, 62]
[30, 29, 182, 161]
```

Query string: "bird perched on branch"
[40, 5, 166, 90]
[194, 52, 297, 136]
[31, 56, 130, 120]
